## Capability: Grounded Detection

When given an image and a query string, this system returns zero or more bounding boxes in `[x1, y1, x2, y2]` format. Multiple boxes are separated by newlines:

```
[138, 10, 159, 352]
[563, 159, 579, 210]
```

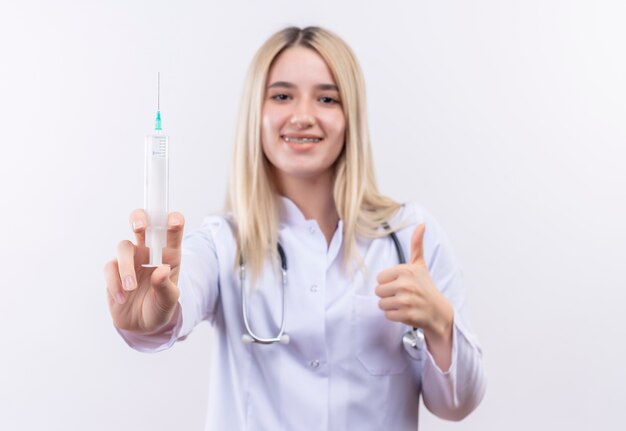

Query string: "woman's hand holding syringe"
[104, 209, 185, 334]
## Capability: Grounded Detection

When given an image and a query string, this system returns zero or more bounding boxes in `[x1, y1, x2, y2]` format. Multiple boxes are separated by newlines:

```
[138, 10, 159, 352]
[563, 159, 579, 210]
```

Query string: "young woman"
[104, 26, 486, 430]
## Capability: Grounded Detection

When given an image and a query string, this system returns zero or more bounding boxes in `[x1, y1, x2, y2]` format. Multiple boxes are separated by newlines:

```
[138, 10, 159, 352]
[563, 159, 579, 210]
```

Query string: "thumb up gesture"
[375, 224, 455, 367]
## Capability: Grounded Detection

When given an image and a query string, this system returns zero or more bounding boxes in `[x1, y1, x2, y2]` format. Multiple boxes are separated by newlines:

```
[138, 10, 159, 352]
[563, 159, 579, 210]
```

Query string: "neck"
[274, 171, 339, 245]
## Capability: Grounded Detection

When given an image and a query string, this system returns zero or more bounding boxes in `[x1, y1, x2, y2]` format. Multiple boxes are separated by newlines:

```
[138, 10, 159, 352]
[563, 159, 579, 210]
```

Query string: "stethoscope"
[239, 223, 425, 360]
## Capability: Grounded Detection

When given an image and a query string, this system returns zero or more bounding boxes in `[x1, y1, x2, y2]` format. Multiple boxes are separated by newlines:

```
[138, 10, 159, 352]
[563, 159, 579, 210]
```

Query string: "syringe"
[142, 72, 169, 267]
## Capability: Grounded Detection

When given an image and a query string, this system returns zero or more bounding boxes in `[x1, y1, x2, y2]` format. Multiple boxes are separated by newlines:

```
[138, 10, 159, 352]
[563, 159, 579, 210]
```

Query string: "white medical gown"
[119, 198, 486, 430]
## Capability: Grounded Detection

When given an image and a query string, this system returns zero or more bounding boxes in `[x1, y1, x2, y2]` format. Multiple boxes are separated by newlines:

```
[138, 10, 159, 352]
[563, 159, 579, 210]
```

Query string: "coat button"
[310, 284, 318, 293]
[309, 360, 320, 369]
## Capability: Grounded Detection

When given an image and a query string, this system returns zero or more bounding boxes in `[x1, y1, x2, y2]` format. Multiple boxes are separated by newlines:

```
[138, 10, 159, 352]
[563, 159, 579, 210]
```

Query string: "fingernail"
[116, 292, 126, 304]
[132, 220, 144, 230]
[171, 218, 181, 227]
[123, 275, 135, 291]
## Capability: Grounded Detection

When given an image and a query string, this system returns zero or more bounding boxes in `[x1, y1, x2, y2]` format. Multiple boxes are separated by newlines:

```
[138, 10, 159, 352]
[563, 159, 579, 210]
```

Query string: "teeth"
[283, 136, 321, 144]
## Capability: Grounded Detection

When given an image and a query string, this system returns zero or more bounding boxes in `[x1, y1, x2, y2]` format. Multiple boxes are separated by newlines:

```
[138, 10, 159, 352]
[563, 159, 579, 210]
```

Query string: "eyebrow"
[267, 81, 339, 91]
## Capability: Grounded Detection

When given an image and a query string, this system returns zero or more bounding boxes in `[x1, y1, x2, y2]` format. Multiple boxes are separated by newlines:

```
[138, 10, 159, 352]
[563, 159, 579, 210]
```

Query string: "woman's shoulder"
[389, 201, 440, 231]
[183, 212, 237, 246]
[200, 211, 235, 231]
[386, 202, 460, 271]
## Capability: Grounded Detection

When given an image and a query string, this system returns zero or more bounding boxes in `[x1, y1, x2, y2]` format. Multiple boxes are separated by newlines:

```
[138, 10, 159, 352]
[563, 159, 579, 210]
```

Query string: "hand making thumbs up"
[375, 224, 455, 369]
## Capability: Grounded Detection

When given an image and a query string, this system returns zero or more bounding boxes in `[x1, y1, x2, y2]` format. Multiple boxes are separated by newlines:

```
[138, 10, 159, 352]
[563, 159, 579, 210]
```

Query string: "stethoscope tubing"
[240, 224, 425, 359]
[240, 244, 290, 344]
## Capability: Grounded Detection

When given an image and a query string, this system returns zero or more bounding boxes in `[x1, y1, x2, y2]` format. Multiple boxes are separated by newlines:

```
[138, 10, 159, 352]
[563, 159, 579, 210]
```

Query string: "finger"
[377, 266, 427, 298]
[117, 240, 138, 291]
[166, 211, 185, 249]
[383, 309, 405, 323]
[375, 274, 414, 298]
[377, 265, 402, 285]
[129, 209, 147, 246]
[379, 292, 423, 310]
[376, 264, 415, 285]
[375, 281, 397, 298]
[378, 296, 401, 311]
[150, 264, 180, 312]
[104, 259, 126, 304]
[410, 223, 426, 266]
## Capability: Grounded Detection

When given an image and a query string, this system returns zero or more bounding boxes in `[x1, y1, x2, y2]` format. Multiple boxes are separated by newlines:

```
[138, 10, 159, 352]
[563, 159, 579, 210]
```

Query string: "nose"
[289, 114, 316, 128]
[289, 97, 317, 129]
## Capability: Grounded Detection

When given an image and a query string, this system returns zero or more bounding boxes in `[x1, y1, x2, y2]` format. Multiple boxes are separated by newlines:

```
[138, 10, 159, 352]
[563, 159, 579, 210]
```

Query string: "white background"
[1, 0, 625, 430]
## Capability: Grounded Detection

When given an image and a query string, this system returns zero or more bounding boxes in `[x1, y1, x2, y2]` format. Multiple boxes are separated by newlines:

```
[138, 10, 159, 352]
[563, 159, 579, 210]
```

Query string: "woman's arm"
[376, 206, 486, 420]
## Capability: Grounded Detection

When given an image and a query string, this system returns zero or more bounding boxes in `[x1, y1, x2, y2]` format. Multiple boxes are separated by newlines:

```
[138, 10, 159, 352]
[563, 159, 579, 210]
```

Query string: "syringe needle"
[155, 72, 162, 131]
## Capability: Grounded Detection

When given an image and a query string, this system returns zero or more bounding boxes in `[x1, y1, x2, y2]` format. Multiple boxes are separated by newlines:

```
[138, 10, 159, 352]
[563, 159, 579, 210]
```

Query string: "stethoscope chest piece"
[403, 327, 425, 361]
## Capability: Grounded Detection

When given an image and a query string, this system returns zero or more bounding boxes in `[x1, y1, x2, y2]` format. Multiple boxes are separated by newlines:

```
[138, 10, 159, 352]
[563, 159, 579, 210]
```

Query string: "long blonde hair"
[227, 26, 401, 279]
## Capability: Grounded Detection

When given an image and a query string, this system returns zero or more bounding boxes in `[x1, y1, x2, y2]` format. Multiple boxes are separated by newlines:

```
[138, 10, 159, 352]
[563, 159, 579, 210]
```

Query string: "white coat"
[119, 198, 486, 430]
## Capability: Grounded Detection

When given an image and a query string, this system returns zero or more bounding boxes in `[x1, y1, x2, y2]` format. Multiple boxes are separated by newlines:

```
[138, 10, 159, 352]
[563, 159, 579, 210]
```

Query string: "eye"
[319, 96, 340, 105]
[270, 93, 290, 101]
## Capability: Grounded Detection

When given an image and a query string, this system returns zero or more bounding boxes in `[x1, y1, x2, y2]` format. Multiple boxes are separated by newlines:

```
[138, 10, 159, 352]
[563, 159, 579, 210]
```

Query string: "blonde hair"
[227, 26, 401, 279]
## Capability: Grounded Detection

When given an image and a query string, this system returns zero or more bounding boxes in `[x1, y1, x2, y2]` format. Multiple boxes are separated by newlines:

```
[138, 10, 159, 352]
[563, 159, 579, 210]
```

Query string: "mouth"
[281, 135, 323, 144]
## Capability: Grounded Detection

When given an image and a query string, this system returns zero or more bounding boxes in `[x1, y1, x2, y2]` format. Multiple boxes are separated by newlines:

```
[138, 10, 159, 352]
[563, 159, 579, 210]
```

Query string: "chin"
[276, 165, 333, 182]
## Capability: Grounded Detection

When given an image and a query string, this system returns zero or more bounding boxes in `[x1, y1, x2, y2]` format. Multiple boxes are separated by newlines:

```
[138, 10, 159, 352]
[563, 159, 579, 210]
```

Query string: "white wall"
[1, 0, 625, 429]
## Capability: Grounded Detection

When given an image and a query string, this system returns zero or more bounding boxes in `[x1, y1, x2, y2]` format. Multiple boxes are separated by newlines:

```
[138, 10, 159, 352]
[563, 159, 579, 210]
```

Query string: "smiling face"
[261, 46, 346, 188]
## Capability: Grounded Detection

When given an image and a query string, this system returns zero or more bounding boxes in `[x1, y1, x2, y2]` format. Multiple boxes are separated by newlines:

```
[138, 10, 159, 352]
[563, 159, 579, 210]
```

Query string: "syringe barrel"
[144, 133, 169, 267]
